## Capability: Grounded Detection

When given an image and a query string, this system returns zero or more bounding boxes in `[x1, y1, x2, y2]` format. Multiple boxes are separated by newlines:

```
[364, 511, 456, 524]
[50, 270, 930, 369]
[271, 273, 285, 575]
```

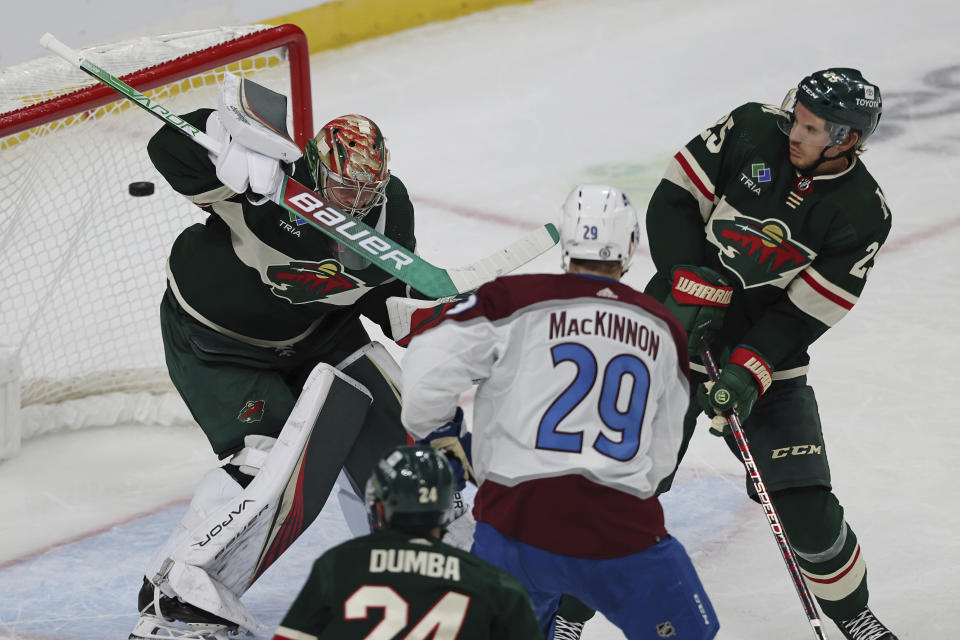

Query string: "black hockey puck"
[128, 181, 155, 197]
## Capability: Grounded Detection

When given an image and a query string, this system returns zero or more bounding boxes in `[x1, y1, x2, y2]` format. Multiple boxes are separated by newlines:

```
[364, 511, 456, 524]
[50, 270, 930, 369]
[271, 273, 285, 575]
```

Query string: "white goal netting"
[0, 25, 312, 445]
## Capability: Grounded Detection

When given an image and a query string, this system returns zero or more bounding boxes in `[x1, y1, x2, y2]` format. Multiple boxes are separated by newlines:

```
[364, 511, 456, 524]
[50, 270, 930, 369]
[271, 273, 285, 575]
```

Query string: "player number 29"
[536, 343, 651, 461]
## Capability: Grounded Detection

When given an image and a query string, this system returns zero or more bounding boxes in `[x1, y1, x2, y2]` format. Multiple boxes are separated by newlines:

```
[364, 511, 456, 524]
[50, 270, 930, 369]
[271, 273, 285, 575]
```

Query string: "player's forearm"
[738, 301, 826, 370]
[146, 108, 223, 198]
[400, 376, 463, 439]
[401, 331, 488, 437]
[400, 344, 473, 438]
[646, 180, 711, 277]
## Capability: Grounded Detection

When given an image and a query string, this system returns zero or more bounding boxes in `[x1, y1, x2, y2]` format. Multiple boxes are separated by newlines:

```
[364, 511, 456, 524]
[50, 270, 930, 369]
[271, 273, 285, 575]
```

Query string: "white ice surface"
[3, 0, 960, 638]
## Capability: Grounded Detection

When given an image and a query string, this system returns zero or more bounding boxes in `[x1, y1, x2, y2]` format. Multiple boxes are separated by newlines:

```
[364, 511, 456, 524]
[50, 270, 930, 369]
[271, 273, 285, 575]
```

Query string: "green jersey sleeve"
[645, 103, 763, 299]
[146, 108, 228, 202]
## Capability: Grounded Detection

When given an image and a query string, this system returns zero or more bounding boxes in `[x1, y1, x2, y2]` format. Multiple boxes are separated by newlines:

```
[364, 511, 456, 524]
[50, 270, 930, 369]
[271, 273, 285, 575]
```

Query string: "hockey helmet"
[364, 445, 456, 530]
[777, 68, 882, 149]
[306, 114, 390, 220]
[559, 184, 640, 272]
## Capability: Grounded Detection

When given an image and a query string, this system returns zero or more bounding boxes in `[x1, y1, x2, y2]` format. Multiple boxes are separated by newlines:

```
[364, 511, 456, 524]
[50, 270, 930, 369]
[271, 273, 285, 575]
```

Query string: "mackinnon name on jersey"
[369, 548, 461, 581]
[548, 310, 660, 360]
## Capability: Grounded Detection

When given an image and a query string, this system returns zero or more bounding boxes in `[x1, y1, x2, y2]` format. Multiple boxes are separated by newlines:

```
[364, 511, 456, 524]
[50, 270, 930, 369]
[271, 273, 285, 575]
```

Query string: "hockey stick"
[699, 343, 829, 640]
[39, 33, 559, 299]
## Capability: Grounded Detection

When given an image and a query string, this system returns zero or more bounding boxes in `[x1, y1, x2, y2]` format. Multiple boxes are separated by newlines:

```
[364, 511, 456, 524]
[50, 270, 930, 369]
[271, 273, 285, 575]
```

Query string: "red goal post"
[0, 24, 313, 459]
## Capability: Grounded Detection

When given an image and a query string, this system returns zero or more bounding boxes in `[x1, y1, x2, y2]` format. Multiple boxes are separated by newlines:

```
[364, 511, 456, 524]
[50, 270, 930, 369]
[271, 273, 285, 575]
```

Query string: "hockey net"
[0, 24, 312, 453]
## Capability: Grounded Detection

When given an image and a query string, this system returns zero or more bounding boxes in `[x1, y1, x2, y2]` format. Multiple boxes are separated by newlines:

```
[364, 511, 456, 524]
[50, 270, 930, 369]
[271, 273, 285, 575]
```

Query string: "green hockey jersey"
[645, 102, 892, 377]
[272, 529, 543, 640]
[147, 109, 417, 346]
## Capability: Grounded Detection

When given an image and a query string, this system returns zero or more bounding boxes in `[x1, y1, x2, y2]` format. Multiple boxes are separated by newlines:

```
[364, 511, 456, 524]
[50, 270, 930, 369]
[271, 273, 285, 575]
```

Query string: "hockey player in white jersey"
[401, 185, 719, 640]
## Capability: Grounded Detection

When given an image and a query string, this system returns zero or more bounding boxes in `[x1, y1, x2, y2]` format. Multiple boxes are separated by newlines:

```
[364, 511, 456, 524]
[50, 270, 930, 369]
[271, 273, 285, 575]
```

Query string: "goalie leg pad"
[144, 466, 244, 583]
[336, 342, 408, 495]
[149, 363, 371, 623]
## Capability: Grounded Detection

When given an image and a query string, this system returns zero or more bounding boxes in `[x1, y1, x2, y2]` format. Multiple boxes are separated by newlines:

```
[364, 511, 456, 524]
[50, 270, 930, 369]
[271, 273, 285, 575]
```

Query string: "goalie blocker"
[136, 362, 373, 636]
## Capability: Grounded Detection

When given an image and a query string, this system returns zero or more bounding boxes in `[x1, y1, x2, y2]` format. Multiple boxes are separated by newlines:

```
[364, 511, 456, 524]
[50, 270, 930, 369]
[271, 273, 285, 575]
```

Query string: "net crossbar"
[0, 24, 312, 438]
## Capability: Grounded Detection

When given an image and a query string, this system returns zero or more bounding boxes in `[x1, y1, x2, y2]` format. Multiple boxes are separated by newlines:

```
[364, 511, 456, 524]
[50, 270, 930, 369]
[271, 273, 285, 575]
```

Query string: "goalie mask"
[306, 114, 390, 220]
[560, 184, 640, 273]
[364, 445, 456, 531]
[776, 68, 882, 151]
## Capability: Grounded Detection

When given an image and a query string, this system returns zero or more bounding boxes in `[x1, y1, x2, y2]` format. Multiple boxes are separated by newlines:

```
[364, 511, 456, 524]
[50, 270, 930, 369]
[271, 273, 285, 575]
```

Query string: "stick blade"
[447, 223, 559, 293]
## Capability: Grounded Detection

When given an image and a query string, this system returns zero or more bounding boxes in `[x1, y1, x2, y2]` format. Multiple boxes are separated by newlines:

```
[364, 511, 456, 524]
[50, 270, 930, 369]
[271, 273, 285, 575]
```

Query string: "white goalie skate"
[129, 578, 242, 640]
[129, 614, 235, 640]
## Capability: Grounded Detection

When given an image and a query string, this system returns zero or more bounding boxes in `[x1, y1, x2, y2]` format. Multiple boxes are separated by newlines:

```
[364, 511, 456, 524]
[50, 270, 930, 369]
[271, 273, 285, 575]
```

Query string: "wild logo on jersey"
[237, 400, 265, 423]
[266, 259, 362, 303]
[708, 213, 815, 288]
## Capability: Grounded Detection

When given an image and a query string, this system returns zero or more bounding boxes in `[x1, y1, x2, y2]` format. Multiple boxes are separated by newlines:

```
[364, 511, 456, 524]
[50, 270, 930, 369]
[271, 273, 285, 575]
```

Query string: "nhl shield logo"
[266, 259, 363, 303]
[794, 175, 814, 194]
[656, 621, 677, 637]
[707, 212, 816, 288]
[237, 400, 265, 424]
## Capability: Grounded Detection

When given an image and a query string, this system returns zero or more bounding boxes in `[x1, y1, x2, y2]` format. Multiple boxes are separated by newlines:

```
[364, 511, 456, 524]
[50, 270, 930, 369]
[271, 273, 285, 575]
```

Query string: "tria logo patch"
[751, 162, 771, 183]
[237, 400, 265, 423]
[266, 259, 363, 303]
[709, 213, 815, 288]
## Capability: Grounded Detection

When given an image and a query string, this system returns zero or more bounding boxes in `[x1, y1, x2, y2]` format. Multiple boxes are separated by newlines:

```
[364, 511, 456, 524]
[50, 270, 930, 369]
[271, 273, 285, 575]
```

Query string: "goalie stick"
[699, 343, 829, 640]
[39, 33, 559, 299]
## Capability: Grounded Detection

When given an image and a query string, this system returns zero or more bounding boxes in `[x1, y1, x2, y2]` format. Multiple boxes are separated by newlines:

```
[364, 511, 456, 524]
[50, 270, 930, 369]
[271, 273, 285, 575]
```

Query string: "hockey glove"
[417, 407, 475, 491]
[208, 74, 302, 204]
[663, 265, 733, 354]
[696, 346, 773, 436]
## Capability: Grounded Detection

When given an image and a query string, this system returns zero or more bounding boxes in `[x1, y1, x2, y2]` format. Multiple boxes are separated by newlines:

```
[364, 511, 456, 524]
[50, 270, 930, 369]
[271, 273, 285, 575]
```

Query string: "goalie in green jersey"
[646, 69, 898, 640]
[272, 445, 543, 640]
[130, 75, 459, 640]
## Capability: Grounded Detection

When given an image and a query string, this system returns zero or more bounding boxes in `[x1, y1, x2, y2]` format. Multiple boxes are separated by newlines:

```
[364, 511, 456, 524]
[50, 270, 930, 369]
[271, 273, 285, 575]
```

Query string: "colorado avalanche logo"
[709, 213, 816, 288]
[266, 259, 363, 303]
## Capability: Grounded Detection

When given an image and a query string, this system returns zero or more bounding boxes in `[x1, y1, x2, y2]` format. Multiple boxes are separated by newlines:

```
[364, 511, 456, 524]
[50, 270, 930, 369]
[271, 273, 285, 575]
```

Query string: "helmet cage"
[318, 160, 388, 221]
[305, 114, 390, 220]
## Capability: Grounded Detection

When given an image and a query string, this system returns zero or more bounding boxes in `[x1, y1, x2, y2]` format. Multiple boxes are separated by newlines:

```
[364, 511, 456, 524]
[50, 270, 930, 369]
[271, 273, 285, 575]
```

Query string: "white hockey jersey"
[401, 273, 691, 558]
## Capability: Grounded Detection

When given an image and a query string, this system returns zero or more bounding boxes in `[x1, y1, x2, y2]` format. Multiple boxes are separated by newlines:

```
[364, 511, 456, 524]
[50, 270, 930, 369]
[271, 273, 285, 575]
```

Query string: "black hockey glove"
[696, 345, 773, 436]
[662, 265, 733, 355]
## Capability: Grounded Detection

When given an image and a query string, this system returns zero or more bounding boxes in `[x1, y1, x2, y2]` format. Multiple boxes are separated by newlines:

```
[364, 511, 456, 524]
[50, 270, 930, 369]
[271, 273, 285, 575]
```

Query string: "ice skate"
[128, 614, 235, 640]
[130, 577, 240, 640]
[553, 614, 585, 640]
[837, 607, 898, 640]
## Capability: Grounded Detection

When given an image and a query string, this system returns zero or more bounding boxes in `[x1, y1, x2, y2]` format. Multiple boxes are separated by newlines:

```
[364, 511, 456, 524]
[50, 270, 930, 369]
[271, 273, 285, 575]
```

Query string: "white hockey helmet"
[560, 184, 640, 272]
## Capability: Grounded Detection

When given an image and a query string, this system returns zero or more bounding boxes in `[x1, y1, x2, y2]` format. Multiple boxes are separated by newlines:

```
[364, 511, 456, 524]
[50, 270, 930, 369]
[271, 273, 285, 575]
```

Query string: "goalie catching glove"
[416, 407, 475, 491]
[663, 265, 733, 354]
[697, 345, 773, 436]
[208, 73, 302, 204]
